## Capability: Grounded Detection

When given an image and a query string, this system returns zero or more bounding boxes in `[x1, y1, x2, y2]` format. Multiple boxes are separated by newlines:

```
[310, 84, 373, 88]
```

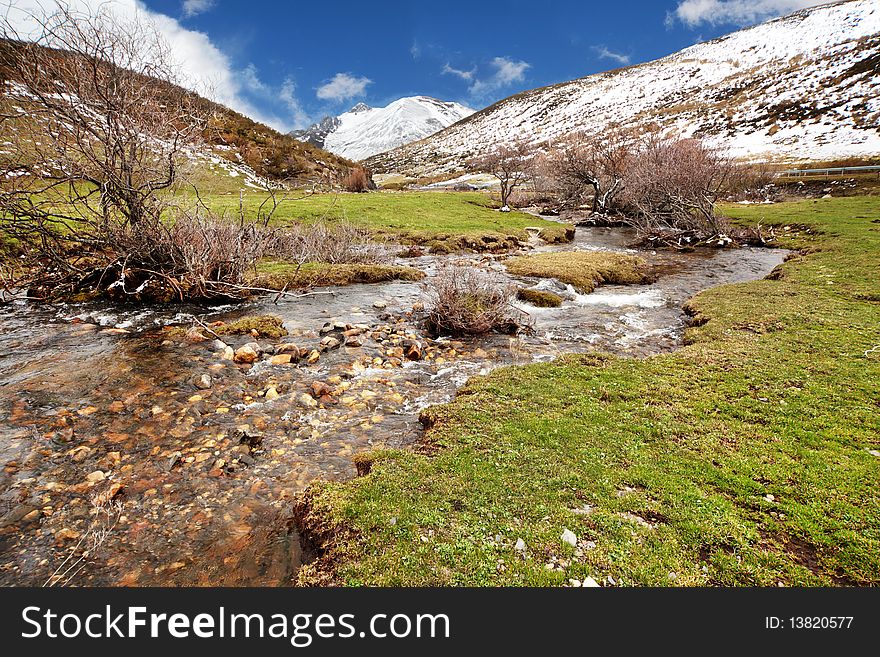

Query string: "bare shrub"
[83, 209, 276, 301]
[266, 221, 389, 265]
[0, 5, 205, 229]
[44, 494, 124, 587]
[425, 265, 524, 336]
[726, 162, 779, 202]
[342, 166, 370, 193]
[549, 128, 633, 214]
[467, 140, 534, 209]
[621, 135, 734, 242]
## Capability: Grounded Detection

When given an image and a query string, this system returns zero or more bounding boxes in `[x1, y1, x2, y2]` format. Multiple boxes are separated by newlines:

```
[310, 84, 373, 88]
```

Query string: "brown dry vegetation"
[506, 252, 655, 293]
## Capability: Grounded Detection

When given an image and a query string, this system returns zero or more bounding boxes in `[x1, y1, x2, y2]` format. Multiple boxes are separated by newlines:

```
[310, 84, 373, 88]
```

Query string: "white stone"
[561, 528, 577, 547]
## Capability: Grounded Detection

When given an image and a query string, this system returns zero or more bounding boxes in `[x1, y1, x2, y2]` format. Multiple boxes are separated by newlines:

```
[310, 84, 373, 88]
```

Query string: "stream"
[0, 226, 787, 586]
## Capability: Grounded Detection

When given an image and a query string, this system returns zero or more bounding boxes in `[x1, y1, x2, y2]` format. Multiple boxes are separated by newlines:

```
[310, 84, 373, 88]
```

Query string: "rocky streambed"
[0, 226, 787, 586]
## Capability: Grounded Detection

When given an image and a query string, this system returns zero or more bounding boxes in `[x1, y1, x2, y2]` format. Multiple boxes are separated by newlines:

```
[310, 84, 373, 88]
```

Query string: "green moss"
[538, 224, 576, 244]
[516, 288, 564, 307]
[296, 196, 880, 587]
[506, 251, 654, 293]
[249, 261, 426, 289]
[214, 314, 288, 339]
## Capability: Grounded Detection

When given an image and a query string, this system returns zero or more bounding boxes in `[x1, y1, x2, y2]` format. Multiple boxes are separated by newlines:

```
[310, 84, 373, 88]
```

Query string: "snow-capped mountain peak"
[292, 96, 474, 161]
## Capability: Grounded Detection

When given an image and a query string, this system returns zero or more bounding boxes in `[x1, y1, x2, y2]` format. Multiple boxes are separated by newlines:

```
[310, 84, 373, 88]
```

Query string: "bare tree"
[467, 140, 533, 210]
[0, 2, 225, 299]
[549, 128, 633, 215]
[1, 3, 205, 225]
[622, 134, 733, 241]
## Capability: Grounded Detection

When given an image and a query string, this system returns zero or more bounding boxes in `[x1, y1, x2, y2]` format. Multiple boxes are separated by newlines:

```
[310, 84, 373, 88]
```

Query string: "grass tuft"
[506, 251, 654, 293]
[249, 261, 425, 289]
[517, 288, 564, 307]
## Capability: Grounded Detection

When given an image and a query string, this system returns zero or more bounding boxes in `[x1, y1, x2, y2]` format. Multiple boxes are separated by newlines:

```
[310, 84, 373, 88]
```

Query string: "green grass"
[194, 191, 561, 246]
[296, 196, 880, 587]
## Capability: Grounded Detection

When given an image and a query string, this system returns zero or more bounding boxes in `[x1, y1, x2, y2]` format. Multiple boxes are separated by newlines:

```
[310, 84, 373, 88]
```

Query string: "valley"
[0, 0, 878, 592]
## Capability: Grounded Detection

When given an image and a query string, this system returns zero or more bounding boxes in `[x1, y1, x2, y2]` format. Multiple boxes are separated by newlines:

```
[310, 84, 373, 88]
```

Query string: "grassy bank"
[296, 196, 880, 587]
[196, 191, 565, 249]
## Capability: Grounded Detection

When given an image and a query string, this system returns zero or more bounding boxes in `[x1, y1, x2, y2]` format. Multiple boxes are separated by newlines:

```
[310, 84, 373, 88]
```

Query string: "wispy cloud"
[316, 72, 372, 102]
[280, 78, 311, 130]
[3, 0, 296, 132]
[670, 0, 832, 28]
[592, 45, 631, 66]
[181, 0, 216, 19]
[240, 64, 311, 130]
[468, 56, 530, 98]
[441, 63, 476, 81]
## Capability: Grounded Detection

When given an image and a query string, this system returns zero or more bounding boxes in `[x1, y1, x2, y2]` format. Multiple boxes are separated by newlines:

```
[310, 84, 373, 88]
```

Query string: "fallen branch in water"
[209, 281, 337, 299]
[44, 497, 124, 587]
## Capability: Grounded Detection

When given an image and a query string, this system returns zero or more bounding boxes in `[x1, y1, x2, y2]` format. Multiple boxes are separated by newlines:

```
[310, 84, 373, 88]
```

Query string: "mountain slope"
[0, 38, 357, 188]
[294, 96, 474, 161]
[366, 0, 880, 175]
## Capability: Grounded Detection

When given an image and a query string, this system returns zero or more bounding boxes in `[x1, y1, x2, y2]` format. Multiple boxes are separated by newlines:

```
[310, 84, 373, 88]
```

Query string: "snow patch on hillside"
[367, 0, 880, 174]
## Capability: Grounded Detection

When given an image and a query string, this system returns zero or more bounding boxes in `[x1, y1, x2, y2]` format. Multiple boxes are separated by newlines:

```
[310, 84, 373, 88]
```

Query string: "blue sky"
[127, 0, 832, 130]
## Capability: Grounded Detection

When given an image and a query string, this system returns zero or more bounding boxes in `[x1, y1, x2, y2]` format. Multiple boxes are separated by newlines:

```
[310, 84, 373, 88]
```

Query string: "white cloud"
[279, 78, 311, 130]
[1, 0, 303, 132]
[181, 0, 215, 18]
[316, 72, 371, 102]
[671, 0, 834, 27]
[442, 63, 476, 81]
[592, 46, 631, 66]
[469, 56, 530, 97]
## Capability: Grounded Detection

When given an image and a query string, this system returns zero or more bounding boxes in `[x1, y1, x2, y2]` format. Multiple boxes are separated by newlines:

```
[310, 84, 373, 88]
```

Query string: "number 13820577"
[765, 617, 853, 630]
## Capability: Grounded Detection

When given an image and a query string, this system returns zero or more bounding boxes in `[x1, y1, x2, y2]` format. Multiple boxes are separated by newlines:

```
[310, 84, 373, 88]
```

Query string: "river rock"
[298, 393, 319, 409]
[275, 343, 303, 358]
[0, 504, 37, 528]
[372, 300, 387, 309]
[306, 350, 321, 364]
[264, 387, 280, 401]
[320, 336, 341, 350]
[404, 340, 423, 361]
[193, 374, 213, 390]
[269, 354, 292, 365]
[310, 381, 334, 398]
[345, 336, 364, 347]
[86, 470, 106, 484]
[234, 344, 259, 364]
[184, 327, 208, 343]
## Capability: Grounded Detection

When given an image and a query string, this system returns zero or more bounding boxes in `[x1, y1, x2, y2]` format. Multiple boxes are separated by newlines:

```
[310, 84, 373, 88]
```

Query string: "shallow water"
[0, 226, 787, 586]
